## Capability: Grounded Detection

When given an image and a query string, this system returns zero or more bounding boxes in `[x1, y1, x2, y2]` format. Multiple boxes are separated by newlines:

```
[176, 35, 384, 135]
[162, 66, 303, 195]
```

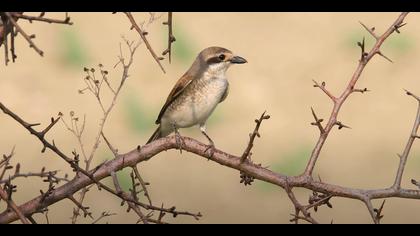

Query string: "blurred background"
[1, 12, 420, 224]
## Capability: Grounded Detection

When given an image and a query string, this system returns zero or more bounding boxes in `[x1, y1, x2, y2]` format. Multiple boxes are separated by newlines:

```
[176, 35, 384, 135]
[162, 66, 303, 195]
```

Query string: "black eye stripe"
[206, 54, 226, 64]
[207, 56, 222, 64]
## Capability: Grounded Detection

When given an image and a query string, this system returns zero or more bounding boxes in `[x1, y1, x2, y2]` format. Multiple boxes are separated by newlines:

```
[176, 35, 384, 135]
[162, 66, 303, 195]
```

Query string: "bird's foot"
[174, 129, 185, 154]
[204, 142, 215, 160]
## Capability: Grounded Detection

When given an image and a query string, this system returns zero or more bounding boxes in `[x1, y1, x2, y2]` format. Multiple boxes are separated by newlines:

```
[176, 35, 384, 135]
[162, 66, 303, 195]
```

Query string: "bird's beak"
[230, 55, 247, 64]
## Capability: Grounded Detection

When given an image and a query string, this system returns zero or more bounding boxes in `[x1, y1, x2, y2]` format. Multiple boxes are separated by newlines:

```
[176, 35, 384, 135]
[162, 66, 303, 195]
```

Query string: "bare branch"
[285, 182, 318, 224]
[4, 12, 44, 56]
[1, 12, 72, 64]
[162, 12, 175, 63]
[124, 12, 166, 73]
[10, 12, 73, 25]
[132, 166, 152, 205]
[312, 80, 336, 101]
[241, 111, 270, 163]
[359, 21, 379, 39]
[0, 183, 29, 224]
[304, 12, 409, 177]
[310, 107, 325, 134]
[392, 90, 420, 189]
[91, 211, 116, 224]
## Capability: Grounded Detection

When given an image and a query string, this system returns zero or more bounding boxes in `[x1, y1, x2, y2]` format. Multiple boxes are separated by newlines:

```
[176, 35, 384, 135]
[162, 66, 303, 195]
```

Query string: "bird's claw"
[204, 143, 215, 160]
[174, 131, 184, 154]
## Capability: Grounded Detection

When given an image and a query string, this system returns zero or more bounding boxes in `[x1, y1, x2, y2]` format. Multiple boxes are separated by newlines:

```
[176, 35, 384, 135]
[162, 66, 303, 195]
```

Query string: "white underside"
[160, 77, 228, 136]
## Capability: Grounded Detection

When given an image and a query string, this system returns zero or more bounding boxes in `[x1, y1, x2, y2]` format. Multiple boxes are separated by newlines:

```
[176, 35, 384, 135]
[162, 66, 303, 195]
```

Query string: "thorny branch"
[0, 39, 200, 224]
[304, 12, 409, 177]
[241, 111, 270, 163]
[0, 185, 29, 224]
[124, 12, 166, 73]
[162, 12, 175, 63]
[0, 148, 29, 224]
[91, 211, 116, 224]
[0, 12, 72, 65]
[66, 39, 141, 224]
[1, 12, 420, 224]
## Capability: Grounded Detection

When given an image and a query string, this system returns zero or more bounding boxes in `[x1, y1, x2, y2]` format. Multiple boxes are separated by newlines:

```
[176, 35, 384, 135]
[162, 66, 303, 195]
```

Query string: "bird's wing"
[219, 81, 229, 103]
[155, 73, 193, 124]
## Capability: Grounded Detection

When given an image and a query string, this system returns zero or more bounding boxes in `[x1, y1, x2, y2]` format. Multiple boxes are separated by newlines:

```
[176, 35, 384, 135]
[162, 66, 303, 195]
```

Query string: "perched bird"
[146, 46, 247, 156]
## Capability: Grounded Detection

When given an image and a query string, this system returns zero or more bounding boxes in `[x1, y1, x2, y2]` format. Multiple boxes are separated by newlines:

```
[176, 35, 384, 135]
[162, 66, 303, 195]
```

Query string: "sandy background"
[1, 12, 420, 223]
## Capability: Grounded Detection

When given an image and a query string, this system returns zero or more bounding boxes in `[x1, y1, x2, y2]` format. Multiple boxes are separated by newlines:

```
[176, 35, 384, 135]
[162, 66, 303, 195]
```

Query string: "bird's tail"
[146, 126, 162, 144]
[146, 124, 174, 144]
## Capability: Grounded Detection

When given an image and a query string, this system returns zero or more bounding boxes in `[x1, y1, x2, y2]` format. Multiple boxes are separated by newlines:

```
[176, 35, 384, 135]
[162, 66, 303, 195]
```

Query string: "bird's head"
[196, 46, 247, 76]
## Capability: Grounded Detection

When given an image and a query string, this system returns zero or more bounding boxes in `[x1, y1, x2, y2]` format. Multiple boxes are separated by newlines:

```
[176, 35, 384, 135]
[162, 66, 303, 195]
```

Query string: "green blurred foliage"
[206, 107, 223, 127]
[257, 148, 311, 191]
[123, 93, 155, 136]
[383, 34, 415, 55]
[343, 29, 414, 55]
[164, 25, 196, 64]
[99, 153, 133, 192]
[116, 169, 132, 192]
[58, 29, 90, 68]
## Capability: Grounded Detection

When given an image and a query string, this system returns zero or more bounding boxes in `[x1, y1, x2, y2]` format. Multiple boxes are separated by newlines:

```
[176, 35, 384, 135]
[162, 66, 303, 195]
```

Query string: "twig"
[111, 171, 148, 224]
[0, 147, 15, 181]
[310, 107, 325, 134]
[91, 211, 116, 224]
[10, 13, 73, 25]
[359, 21, 379, 40]
[0, 170, 69, 184]
[392, 90, 420, 189]
[132, 166, 152, 205]
[0, 185, 29, 224]
[285, 182, 318, 224]
[101, 132, 118, 158]
[68, 195, 92, 219]
[304, 12, 409, 177]
[3, 22, 8, 65]
[162, 12, 175, 63]
[240, 111, 270, 163]
[4, 12, 44, 56]
[312, 80, 336, 102]
[70, 40, 139, 223]
[124, 12, 166, 73]
[374, 200, 386, 223]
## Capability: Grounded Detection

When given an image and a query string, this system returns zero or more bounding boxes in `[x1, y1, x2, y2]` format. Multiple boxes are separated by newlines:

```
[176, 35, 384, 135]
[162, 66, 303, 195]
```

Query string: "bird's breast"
[162, 76, 228, 128]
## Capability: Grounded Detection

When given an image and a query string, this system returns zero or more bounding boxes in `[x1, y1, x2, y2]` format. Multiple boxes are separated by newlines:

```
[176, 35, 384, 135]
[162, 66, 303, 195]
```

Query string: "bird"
[146, 46, 247, 157]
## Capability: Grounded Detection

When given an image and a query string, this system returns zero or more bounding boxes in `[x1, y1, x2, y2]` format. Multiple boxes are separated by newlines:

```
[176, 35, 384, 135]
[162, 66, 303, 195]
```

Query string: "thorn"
[377, 51, 393, 63]
[411, 179, 420, 188]
[359, 21, 378, 39]
[404, 89, 420, 102]
[353, 88, 370, 94]
[335, 121, 351, 130]
[162, 48, 170, 55]
[394, 23, 407, 34]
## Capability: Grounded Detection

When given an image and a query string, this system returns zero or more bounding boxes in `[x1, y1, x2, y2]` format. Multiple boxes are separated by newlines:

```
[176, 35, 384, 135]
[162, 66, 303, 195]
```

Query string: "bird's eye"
[218, 54, 225, 61]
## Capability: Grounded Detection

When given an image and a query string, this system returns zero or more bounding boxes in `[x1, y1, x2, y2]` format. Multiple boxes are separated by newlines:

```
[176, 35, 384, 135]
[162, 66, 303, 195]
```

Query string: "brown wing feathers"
[155, 74, 193, 124]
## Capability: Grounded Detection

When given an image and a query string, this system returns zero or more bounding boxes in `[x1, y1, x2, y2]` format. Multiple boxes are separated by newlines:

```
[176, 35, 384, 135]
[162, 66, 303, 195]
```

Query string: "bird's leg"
[172, 123, 184, 154]
[200, 124, 215, 160]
